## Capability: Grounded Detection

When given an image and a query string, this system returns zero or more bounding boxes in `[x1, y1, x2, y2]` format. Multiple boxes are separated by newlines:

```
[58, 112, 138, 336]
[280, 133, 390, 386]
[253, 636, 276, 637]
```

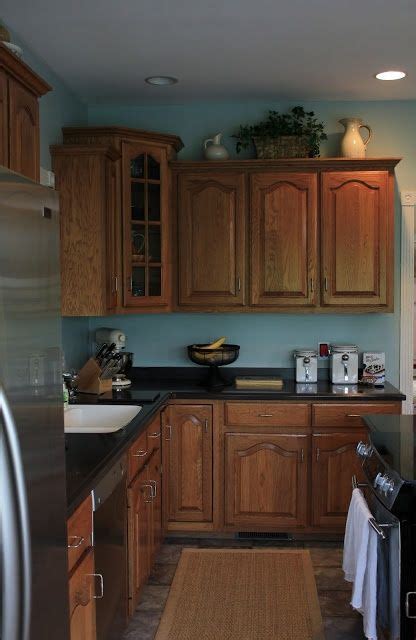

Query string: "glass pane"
[132, 226, 146, 262]
[148, 227, 161, 263]
[149, 267, 161, 296]
[147, 155, 160, 180]
[131, 154, 145, 178]
[132, 266, 146, 297]
[148, 183, 161, 221]
[131, 183, 145, 221]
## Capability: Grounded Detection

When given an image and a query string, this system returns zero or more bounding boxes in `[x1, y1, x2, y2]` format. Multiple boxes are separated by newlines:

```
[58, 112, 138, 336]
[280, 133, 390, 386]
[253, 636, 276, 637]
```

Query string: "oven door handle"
[405, 592, 416, 618]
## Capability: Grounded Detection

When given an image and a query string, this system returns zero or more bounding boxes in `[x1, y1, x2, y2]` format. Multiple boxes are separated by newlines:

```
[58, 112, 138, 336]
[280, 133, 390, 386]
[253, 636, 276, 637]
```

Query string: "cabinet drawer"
[312, 402, 400, 428]
[147, 415, 162, 454]
[67, 494, 93, 574]
[224, 402, 310, 427]
[128, 429, 149, 482]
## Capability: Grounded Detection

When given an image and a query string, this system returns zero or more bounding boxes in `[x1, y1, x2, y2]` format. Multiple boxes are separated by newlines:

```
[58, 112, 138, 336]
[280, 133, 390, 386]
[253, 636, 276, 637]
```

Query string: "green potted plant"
[234, 106, 327, 158]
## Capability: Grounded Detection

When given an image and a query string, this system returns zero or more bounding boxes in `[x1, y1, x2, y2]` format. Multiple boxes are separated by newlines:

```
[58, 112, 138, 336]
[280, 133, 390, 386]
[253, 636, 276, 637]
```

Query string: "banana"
[204, 337, 226, 350]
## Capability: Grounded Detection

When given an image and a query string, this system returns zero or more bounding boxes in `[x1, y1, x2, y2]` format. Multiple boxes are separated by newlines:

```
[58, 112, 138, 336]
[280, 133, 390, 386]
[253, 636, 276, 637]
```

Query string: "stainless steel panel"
[0, 167, 69, 639]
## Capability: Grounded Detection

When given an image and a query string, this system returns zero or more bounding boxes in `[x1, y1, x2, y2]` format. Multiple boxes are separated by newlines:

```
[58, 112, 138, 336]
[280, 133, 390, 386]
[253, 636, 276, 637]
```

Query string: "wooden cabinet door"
[166, 405, 213, 522]
[8, 77, 39, 181]
[321, 171, 392, 308]
[127, 467, 152, 615]
[312, 432, 367, 528]
[69, 549, 96, 640]
[105, 159, 119, 311]
[122, 142, 170, 308]
[225, 433, 308, 528]
[0, 69, 8, 168]
[178, 172, 246, 306]
[148, 446, 162, 562]
[250, 173, 318, 306]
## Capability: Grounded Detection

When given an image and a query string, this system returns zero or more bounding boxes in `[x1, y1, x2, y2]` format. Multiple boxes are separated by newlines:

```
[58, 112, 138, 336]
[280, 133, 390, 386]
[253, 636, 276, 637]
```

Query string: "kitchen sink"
[64, 404, 142, 434]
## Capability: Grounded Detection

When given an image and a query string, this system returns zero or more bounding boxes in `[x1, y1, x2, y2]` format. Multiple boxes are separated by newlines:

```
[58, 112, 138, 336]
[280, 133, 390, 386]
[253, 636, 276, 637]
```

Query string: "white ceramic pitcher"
[339, 118, 372, 158]
[203, 133, 229, 160]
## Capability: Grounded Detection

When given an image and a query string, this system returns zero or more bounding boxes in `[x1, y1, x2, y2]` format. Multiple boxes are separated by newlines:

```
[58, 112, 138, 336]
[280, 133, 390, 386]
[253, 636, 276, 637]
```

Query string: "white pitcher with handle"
[203, 133, 229, 160]
[339, 118, 372, 158]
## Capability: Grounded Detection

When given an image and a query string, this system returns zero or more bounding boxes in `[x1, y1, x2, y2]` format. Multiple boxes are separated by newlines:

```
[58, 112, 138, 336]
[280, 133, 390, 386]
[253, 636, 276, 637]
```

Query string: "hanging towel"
[343, 488, 378, 640]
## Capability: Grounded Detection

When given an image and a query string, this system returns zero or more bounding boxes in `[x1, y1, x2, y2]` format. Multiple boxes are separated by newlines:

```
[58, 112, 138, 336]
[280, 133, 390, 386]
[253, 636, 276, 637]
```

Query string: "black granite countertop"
[65, 367, 405, 515]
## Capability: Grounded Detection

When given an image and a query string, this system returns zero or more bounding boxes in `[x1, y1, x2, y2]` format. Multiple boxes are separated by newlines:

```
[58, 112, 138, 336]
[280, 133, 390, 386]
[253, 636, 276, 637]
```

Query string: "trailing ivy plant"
[234, 106, 327, 157]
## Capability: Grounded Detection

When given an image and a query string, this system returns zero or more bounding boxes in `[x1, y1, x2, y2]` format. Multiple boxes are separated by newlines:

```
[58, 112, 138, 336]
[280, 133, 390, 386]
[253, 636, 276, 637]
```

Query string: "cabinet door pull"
[67, 535, 85, 549]
[114, 276, 118, 293]
[300, 448, 304, 463]
[165, 424, 172, 441]
[142, 482, 154, 503]
[236, 276, 241, 293]
[316, 447, 320, 461]
[128, 276, 133, 292]
[324, 277, 328, 292]
[259, 413, 273, 418]
[346, 414, 361, 418]
[310, 278, 314, 294]
[132, 449, 148, 458]
[148, 431, 161, 439]
[87, 573, 104, 599]
[204, 418, 208, 433]
[149, 479, 157, 498]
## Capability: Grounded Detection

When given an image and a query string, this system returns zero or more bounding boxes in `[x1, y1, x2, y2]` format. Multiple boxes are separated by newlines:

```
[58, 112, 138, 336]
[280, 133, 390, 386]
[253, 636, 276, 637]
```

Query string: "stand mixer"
[95, 328, 133, 387]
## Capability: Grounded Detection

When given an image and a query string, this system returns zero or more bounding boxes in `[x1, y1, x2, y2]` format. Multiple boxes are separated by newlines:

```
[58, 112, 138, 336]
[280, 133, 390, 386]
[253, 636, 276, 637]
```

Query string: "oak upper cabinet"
[224, 433, 308, 528]
[250, 172, 318, 307]
[311, 431, 367, 529]
[177, 172, 246, 306]
[321, 171, 393, 310]
[0, 43, 50, 181]
[51, 145, 120, 316]
[164, 404, 213, 524]
[122, 142, 170, 308]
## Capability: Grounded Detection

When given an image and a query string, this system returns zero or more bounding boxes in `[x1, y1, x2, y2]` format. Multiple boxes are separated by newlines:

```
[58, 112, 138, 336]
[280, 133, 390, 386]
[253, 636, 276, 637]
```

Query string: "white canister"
[330, 345, 358, 384]
[294, 349, 318, 383]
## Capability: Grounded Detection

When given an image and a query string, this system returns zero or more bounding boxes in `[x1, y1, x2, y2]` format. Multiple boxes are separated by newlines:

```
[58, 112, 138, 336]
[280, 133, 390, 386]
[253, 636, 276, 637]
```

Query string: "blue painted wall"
[84, 99, 415, 385]
[5, 24, 91, 369]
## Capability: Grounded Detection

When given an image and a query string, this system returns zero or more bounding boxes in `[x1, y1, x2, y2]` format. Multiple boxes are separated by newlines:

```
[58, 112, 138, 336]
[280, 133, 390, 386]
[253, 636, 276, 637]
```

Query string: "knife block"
[77, 358, 113, 395]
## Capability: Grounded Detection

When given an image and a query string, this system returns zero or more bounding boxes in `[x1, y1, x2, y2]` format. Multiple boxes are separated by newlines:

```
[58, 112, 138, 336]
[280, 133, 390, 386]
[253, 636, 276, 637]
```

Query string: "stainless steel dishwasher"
[93, 455, 128, 640]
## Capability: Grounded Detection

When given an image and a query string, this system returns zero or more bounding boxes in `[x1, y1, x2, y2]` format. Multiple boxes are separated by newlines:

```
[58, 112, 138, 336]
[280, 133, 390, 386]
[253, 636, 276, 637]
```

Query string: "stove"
[357, 414, 416, 639]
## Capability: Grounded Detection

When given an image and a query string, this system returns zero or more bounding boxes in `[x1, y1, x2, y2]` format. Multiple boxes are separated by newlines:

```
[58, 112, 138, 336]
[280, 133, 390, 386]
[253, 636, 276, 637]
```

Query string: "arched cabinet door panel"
[225, 433, 308, 528]
[321, 171, 392, 309]
[8, 77, 39, 181]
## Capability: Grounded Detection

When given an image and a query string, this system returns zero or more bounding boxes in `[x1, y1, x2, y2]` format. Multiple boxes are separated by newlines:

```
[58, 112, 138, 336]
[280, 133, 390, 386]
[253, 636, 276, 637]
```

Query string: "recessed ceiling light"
[145, 76, 178, 86]
[375, 70, 406, 81]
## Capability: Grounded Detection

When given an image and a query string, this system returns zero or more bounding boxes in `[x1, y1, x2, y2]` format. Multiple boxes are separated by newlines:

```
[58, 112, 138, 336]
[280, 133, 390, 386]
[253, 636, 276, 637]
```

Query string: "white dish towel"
[343, 488, 378, 640]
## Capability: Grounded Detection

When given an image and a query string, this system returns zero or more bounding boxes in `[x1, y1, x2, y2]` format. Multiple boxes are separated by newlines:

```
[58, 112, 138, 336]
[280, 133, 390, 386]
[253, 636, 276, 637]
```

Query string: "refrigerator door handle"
[0, 383, 32, 640]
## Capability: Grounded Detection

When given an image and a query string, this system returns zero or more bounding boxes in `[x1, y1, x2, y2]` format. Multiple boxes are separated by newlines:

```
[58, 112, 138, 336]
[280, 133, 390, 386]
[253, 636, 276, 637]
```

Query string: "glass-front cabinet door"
[122, 143, 169, 307]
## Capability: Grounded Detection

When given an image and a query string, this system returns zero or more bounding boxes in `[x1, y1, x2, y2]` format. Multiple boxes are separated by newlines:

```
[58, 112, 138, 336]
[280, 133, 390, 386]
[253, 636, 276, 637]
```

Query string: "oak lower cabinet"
[224, 433, 308, 528]
[163, 404, 213, 527]
[311, 431, 368, 529]
[177, 172, 246, 307]
[69, 550, 97, 640]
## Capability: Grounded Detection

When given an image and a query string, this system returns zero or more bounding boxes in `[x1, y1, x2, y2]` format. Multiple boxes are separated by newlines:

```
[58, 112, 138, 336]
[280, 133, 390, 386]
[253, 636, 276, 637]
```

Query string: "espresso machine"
[95, 328, 134, 386]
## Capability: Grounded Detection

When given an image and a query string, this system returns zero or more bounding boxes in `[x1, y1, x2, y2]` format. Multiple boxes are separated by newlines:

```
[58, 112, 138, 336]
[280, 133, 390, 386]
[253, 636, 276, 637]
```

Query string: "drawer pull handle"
[142, 482, 154, 503]
[149, 479, 157, 498]
[148, 432, 161, 438]
[165, 425, 172, 441]
[67, 535, 85, 549]
[133, 449, 148, 457]
[259, 414, 273, 418]
[87, 573, 104, 599]
[346, 414, 361, 418]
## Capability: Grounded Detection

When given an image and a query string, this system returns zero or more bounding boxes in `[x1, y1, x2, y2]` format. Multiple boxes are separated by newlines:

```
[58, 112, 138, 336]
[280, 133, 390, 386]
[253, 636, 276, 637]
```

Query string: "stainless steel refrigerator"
[0, 167, 69, 640]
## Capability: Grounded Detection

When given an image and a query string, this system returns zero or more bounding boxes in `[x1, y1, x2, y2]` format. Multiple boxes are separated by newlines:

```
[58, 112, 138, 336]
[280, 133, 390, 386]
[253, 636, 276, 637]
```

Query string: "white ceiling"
[2, 0, 416, 103]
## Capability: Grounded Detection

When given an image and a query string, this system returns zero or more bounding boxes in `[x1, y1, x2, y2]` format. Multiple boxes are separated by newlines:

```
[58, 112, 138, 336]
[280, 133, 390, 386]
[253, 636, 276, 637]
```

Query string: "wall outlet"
[40, 167, 55, 189]
[318, 342, 330, 360]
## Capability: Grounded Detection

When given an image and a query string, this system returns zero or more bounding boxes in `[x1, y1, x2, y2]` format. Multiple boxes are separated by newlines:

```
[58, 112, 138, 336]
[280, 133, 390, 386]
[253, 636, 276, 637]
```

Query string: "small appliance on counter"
[95, 328, 134, 387]
[330, 344, 358, 384]
[294, 349, 318, 383]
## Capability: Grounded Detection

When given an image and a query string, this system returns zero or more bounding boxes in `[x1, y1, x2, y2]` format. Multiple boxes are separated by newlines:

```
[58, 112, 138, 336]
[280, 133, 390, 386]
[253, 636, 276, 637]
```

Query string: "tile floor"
[123, 538, 365, 640]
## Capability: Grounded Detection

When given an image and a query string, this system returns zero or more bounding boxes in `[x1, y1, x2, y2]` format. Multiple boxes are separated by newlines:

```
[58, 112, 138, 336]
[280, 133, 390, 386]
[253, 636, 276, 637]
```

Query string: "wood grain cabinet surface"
[0, 43, 50, 181]
[311, 431, 368, 528]
[68, 549, 97, 640]
[163, 404, 213, 525]
[250, 172, 318, 307]
[224, 433, 308, 528]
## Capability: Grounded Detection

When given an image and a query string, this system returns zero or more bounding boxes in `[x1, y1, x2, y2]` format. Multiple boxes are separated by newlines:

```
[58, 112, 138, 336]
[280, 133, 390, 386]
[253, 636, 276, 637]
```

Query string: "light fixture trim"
[375, 70, 406, 81]
[145, 76, 178, 86]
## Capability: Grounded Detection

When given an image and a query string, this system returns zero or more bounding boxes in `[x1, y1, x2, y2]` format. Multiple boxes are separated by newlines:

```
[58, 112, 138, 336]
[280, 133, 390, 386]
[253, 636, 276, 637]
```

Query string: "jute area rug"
[154, 548, 324, 640]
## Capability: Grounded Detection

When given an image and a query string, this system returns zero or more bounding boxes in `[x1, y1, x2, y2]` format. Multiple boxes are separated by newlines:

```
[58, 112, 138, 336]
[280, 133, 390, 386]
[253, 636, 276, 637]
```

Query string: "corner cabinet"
[55, 127, 183, 316]
[0, 42, 50, 181]
[172, 158, 399, 313]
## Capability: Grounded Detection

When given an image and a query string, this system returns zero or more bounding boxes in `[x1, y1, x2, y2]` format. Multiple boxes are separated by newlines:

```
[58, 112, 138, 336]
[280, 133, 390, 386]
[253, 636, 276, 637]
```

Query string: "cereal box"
[362, 352, 385, 386]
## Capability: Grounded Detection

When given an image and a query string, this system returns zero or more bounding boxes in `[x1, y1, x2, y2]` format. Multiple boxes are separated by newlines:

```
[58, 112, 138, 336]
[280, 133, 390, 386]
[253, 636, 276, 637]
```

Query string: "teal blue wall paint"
[86, 99, 413, 386]
[4, 24, 91, 367]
